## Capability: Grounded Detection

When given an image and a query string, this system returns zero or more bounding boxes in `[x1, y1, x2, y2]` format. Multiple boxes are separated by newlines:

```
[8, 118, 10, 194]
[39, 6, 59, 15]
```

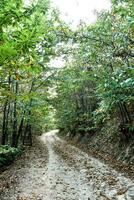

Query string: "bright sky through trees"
[49, 0, 111, 69]
[25, 0, 111, 28]
[25, 0, 111, 67]
[51, 0, 111, 28]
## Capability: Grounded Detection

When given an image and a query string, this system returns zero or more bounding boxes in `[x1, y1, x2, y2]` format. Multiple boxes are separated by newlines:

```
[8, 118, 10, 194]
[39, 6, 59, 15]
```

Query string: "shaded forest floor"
[66, 138, 134, 180]
[0, 130, 134, 200]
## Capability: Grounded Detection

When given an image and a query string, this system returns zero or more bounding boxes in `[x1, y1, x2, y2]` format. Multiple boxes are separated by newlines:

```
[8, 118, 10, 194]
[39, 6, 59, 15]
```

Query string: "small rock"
[126, 185, 134, 199]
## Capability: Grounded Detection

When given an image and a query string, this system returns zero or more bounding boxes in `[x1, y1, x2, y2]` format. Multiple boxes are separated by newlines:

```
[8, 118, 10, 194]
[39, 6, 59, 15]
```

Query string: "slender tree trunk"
[1, 75, 12, 145]
[109, 62, 131, 127]
[28, 124, 32, 146]
[4, 102, 10, 144]
[122, 103, 131, 123]
[11, 80, 18, 147]
[23, 79, 35, 146]
[1, 100, 8, 145]
[16, 117, 24, 146]
[23, 124, 28, 145]
[26, 102, 33, 146]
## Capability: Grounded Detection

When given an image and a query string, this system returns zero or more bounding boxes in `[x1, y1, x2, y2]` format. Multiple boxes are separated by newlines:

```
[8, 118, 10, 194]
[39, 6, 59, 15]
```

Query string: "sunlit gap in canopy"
[50, 0, 111, 69]
[51, 0, 111, 30]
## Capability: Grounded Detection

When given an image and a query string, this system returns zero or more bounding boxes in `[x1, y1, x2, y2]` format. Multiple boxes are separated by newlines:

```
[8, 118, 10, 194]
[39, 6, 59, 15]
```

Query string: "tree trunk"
[1, 100, 8, 145]
[16, 117, 24, 146]
[11, 80, 18, 147]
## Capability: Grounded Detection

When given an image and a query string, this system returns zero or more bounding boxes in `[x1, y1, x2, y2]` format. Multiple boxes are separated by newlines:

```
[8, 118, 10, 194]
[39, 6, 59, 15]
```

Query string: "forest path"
[0, 130, 134, 200]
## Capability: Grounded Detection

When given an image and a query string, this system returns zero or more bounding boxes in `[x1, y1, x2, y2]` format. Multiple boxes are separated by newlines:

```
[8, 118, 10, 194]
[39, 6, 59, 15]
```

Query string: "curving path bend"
[0, 130, 134, 200]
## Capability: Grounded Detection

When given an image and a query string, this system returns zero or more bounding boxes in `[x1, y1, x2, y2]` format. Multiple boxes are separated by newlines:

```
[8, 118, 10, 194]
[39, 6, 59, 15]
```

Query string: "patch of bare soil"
[0, 137, 48, 200]
[0, 130, 134, 200]
[67, 139, 134, 180]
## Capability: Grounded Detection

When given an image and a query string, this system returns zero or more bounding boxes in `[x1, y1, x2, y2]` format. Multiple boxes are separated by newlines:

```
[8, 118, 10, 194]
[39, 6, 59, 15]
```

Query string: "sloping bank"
[58, 120, 134, 179]
[0, 146, 21, 171]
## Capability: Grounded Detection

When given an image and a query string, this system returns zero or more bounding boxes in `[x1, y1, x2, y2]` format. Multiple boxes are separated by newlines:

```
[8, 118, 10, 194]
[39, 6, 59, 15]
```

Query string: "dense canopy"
[0, 0, 133, 149]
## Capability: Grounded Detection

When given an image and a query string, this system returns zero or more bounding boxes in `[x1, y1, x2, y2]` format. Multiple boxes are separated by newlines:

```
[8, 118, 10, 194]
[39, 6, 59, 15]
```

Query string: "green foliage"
[55, 0, 134, 137]
[0, 145, 21, 167]
[0, 0, 133, 152]
[0, 0, 71, 150]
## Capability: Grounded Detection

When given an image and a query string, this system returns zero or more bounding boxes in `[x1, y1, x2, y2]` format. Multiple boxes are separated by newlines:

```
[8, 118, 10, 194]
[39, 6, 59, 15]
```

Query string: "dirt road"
[0, 130, 134, 200]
